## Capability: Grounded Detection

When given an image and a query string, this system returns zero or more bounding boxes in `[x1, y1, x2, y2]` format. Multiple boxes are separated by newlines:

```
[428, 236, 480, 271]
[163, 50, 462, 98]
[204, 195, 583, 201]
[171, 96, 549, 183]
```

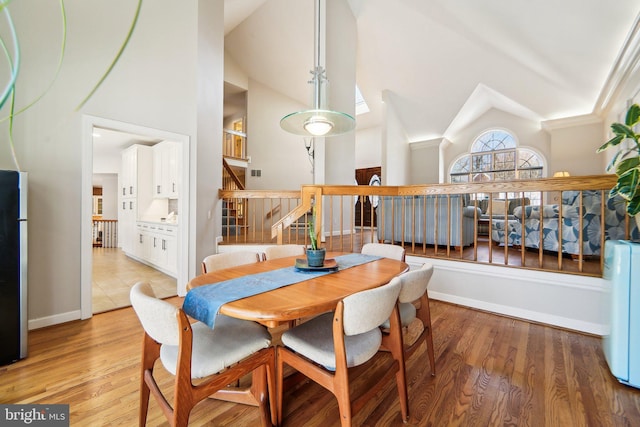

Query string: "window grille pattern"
[450, 130, 543, 183]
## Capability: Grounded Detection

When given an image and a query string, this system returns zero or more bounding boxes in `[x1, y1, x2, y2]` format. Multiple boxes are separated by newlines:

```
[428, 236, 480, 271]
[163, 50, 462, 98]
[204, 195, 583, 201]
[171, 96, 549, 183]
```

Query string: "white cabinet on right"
[153, 141, 181, 199]
[159, 226, 177, 275]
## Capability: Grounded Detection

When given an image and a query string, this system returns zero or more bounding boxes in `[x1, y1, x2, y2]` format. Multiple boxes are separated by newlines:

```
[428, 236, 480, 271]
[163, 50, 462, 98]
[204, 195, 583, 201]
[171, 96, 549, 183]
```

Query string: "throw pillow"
[488, 200, 508, 216]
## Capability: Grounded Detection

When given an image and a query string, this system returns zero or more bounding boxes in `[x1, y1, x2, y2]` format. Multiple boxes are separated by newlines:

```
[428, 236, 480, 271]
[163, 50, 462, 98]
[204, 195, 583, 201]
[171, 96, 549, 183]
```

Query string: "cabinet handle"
[139, 234, 143, 243]
[129, 201, 133, 210]
[122, 188, 126, 196]
[122, 202, 126, 210]
[162, 239, 166, 250]
[172, 183, 175, 192]
[153, 237, 157, 248]
[157, 185, 161, 194]
[129, 186, 133, 194]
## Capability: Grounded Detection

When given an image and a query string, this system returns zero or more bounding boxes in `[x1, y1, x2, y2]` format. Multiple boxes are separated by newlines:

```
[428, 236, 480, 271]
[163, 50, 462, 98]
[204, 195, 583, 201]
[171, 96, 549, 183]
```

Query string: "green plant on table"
[308, 206, 318, 250]
[597, 103, 640, 216]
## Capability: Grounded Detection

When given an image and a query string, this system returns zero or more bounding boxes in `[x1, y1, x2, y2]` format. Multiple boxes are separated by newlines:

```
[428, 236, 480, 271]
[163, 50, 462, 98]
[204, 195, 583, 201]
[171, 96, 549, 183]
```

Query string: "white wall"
[224, 50, 249, 91]
[409, 141, 439, 184]
[245, 79, 313, 190]
[0, 1, 220, 326]
[545, 119, 605, 176]
[382, 97, 411, 185]
[323, 0, 356, 187]
[195, 1, 225, 276]
[95, 174, 118, 220]
[355, 127, 382, 170]
[417, 257, 608, 335]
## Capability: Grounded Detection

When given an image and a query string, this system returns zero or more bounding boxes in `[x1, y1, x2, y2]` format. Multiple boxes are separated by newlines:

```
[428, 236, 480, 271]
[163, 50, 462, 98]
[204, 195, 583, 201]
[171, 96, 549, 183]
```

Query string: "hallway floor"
[92, 247, 176, 313]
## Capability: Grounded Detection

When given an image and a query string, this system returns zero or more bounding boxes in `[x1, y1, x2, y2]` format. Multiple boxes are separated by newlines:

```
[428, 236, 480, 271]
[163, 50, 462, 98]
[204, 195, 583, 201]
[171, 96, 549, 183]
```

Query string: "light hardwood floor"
[92, 247, 176, 313]
[1, 298, 639, 426]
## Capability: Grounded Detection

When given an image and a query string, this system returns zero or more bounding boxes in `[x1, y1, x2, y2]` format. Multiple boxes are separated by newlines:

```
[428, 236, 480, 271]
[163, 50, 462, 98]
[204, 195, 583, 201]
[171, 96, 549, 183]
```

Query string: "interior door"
[355, 167, 381, 227]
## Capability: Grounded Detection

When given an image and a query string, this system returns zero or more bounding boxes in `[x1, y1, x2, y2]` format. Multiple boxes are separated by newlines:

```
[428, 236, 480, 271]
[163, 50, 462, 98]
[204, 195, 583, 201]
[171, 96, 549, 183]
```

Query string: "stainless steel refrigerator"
[0, 170, 28, 365]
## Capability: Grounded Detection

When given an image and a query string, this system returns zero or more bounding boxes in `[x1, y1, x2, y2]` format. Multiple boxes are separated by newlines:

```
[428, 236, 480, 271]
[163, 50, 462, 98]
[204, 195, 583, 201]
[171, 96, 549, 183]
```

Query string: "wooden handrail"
[270, 186, 319, 243]
[222, 158, 245, 190]
[265, 204, 281, 219]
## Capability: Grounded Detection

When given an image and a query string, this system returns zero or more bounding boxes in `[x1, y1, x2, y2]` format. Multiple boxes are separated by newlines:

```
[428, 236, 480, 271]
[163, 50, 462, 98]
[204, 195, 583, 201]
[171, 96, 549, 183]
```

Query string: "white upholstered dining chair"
[263, 244, 306, 260]
[276, 277, 408, 426]
[201, 250, 261, 274]
[129, 282, 276, 426]
[381, 263, 436, 375]
[361, 242, 406, 261]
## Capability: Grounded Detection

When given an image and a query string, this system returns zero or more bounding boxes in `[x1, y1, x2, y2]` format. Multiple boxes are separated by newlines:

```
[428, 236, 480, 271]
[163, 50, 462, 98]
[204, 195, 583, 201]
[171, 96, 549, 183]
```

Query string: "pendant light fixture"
[280, 0, 355, 137]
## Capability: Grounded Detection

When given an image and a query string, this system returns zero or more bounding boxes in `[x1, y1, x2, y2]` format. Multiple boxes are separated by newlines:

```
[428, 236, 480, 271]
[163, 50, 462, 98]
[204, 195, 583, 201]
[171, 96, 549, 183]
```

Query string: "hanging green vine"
[0, 0, 142, 170]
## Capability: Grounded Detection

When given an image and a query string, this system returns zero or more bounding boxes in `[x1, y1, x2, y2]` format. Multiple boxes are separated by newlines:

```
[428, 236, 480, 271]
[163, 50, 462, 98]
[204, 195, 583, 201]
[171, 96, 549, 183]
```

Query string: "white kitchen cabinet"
[120, 198, 136, 255]
[153, 141, 181, 199]
[134, 224, 148, 261]
[119, 145, 152, 257]
[132, 222, 177, 277]
[121, 145, 152, 199]
[154, 225, 177, 275]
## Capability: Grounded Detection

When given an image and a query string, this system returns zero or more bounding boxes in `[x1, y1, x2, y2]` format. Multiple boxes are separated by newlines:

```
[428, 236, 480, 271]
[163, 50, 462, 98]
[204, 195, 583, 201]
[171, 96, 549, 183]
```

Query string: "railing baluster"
[91, 219, 118, 248]
[503, 194, 509, 265]
[520, 193, 526, 267]
[557, 192, 563, 271]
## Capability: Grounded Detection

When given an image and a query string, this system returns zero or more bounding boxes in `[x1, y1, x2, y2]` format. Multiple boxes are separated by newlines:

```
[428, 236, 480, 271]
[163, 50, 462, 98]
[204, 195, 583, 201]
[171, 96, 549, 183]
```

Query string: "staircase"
[222, 199, 247, 236]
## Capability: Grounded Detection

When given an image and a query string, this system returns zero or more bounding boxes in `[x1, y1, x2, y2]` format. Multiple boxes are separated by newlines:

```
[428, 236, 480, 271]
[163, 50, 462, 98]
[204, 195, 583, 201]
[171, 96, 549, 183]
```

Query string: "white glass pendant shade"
[281, 109, 354, 137]
[304, 115, 333, 136]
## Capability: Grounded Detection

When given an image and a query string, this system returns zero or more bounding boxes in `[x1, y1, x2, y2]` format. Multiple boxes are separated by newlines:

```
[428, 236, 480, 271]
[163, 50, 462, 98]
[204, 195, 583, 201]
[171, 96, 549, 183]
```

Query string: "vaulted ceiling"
[224, 0, 640, 142]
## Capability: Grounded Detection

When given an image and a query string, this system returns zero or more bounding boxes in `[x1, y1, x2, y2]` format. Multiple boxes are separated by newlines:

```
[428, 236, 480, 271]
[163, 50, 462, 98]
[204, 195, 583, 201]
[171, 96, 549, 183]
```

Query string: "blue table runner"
[183, 253, 381, 328]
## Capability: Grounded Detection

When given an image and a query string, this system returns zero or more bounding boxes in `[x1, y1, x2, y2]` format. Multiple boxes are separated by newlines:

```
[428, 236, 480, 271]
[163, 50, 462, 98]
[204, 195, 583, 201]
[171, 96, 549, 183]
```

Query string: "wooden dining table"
[184, 252, 409, 425]
[186, 251, 409, 328]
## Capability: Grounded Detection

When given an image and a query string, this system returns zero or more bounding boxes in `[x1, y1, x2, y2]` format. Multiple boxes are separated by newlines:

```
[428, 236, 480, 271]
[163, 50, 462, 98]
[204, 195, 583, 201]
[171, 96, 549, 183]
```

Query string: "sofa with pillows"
[376, 195, 481, 247]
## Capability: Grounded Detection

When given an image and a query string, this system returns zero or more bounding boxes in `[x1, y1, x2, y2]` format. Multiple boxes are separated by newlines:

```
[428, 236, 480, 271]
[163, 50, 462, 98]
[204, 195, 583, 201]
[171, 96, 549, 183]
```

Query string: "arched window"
[450, 130, 543, 183]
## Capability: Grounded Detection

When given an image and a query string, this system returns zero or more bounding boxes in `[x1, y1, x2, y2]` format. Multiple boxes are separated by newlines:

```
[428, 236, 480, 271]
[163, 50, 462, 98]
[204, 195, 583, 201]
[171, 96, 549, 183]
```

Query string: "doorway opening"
[81, 116, 190, 319]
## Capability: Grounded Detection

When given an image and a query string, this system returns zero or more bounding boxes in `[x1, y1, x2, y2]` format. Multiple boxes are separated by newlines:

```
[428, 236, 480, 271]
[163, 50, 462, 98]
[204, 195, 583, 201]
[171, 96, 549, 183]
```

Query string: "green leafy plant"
[596, 103, 640, 216]
[307, 206, 318, 250]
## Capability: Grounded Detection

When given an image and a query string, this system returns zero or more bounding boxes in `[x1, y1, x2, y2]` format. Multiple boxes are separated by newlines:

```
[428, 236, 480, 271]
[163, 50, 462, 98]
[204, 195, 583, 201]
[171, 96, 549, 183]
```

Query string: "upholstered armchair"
[491, 190, 639, 256]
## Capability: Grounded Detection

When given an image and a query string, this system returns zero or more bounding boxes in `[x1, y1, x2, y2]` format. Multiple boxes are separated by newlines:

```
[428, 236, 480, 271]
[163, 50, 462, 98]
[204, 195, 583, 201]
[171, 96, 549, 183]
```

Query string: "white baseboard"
[29, 310, 82, 330]
[428, 290, 606, 335]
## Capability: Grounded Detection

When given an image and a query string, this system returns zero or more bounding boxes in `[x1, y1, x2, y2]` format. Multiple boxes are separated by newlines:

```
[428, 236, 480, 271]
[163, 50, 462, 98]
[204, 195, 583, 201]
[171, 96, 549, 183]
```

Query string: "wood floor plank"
[1, 299, 639, 426]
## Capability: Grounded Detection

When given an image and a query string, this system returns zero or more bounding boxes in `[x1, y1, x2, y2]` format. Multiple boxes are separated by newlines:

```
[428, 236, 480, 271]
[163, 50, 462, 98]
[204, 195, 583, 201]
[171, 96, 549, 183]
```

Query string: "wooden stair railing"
[265, 204, 281, 219]
[271, 186, 322, 244]
[223, 158, 245, 190]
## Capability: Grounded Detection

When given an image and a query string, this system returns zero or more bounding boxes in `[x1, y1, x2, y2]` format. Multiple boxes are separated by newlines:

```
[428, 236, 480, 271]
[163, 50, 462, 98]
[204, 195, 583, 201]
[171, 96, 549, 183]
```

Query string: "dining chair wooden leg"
[250, 365, 275, 427]
[413, 294, 436, 376]
[333, 342, 352, 427]
[267, 359, 278, 426]
[335, 384, 353, 426]
[139, 333, 160, 427]
[276, 347, 285, 426]
[387, 305, 409, 422]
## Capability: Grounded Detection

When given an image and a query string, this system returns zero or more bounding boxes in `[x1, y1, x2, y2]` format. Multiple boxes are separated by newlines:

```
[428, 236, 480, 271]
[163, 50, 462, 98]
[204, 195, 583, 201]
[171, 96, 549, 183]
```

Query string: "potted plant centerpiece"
[306, 206, 326, 267]
[597, 103, 640, 227]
